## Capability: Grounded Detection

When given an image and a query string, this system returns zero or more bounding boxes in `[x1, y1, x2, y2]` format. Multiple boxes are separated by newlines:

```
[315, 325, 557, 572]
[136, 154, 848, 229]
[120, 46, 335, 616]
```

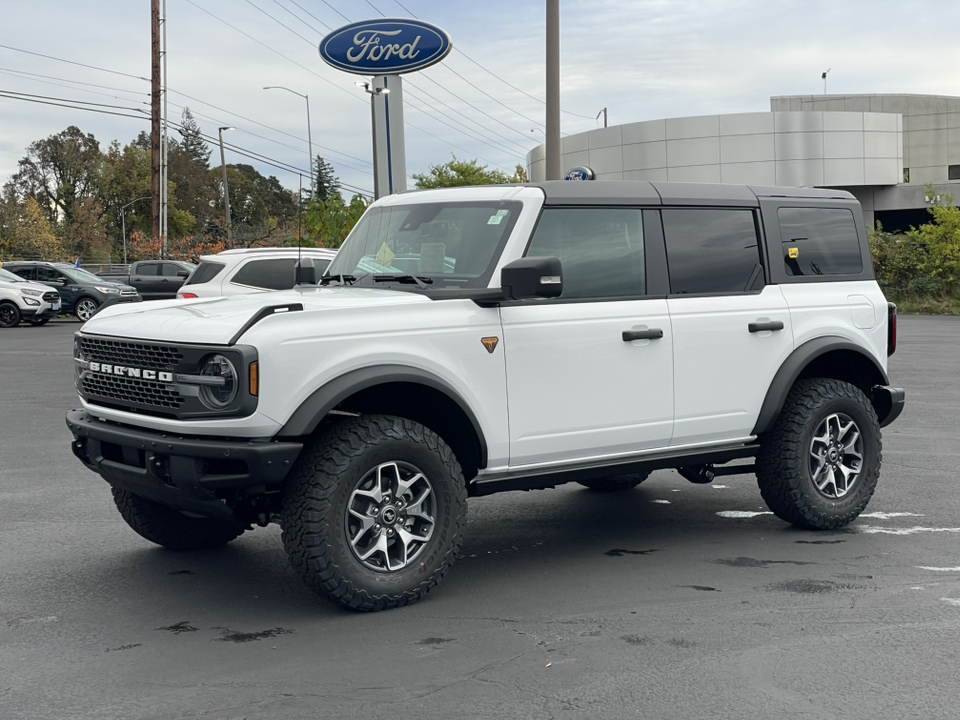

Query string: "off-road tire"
[75, 297, 99, 322]
[578, 471, 651, 492]
[281, 415, 467, 612]
[111, 488, 244, 550]
[756, 378, 881, 529]
[0, 301, 21, 328]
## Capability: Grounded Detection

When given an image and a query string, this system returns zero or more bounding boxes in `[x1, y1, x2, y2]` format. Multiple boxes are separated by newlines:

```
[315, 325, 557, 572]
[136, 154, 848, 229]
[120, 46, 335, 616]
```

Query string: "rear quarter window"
[779, 207, 863, 276]
[230, 258, 298, 290]
[184, 261, 226, 286]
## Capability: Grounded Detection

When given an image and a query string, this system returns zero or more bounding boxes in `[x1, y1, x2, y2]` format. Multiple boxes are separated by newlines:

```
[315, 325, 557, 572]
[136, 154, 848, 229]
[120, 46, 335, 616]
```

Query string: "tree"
[215, 164, 299, 245]
[9, 197, 69, 260]
[312, 155, 340, 202]
[6, 126, 105, 227]
[413, 155, 524, 189]
[177, 107, 211, 166]
[303, 192, 369, 248]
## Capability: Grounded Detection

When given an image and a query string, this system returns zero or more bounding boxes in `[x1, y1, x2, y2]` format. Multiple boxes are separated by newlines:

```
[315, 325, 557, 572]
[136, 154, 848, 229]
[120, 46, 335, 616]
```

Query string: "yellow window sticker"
[788, 247, 799, 259]
[377, 243, 396, 267]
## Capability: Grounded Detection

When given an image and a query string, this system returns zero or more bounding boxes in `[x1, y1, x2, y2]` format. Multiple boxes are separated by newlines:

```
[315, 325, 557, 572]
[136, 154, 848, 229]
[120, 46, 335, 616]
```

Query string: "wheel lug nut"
[374, 523, 381, 531]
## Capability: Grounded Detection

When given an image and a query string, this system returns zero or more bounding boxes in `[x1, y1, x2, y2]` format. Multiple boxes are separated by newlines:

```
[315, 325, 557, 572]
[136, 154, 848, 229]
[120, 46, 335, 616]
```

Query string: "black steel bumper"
[873, 385, 906, 428]
[66, 409, 302, 525]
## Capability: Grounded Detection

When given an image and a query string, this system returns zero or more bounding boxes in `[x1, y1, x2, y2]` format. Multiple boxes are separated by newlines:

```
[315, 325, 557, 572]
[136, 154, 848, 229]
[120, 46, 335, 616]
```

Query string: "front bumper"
[66, 409, 302, 525]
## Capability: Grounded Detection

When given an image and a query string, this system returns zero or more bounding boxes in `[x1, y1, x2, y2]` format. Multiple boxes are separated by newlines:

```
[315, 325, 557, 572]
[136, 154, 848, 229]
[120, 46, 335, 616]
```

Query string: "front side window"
[662, 208, 762, 294]
[327, 201, 522, 289]
[37, 267, 67, 283]
[525, 207, 645, 299]
[779, 207, 863, 277]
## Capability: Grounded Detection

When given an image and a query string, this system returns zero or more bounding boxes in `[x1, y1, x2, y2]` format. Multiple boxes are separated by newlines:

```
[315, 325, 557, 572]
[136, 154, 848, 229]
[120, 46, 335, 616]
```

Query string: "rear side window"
[779, 207, 863, 276]
[9, 266, 34, 280]
[525, 207, 645, 300]
[184, 261, 225, 286]
[230, 258, 299, 290]
[662, 209, 762, 294]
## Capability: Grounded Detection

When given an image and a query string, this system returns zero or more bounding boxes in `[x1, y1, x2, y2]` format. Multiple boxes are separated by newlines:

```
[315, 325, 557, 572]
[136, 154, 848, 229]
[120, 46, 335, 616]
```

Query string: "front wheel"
[281, 415, 467, 612]
[0, 301, 21, 328]
[111, 488, 244, 550]
[75, 297, 99, 321]
[756, 378, 881, 529]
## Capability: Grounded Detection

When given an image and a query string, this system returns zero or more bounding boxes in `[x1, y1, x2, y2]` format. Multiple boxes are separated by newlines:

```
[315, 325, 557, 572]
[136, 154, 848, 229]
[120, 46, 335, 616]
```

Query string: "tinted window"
[231, 258, 299, 290]
[779, 207, 863, 276]
[137, 263, 159, 276]
[161, 263, 184, 276]
[9, 266, 34, 280]
[526, 208, 645, 299]
[37, 267, 67, 283]
[662, 209, 761, 294]
[184, 261, 225, 286]
[328, 201, 521, 289]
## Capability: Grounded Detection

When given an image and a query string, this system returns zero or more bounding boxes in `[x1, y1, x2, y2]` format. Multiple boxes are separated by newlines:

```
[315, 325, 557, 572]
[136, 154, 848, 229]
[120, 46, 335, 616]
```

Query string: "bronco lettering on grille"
[87, 361, 173, 382]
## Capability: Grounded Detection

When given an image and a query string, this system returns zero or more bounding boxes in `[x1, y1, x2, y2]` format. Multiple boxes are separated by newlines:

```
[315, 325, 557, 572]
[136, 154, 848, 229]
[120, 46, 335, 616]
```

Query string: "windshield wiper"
[319, 274, 357, 286]
[373, 274, 434, 289]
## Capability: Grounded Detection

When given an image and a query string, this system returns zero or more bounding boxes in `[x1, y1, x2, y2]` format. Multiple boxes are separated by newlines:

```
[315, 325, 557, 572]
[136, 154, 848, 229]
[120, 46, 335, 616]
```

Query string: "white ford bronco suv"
[67, 181, 904, 611]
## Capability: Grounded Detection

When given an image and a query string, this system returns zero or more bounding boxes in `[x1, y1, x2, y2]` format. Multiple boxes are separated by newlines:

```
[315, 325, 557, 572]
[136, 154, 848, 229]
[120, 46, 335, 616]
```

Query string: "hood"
[81, 286, 432, 344]
[0, 278, 54, 295]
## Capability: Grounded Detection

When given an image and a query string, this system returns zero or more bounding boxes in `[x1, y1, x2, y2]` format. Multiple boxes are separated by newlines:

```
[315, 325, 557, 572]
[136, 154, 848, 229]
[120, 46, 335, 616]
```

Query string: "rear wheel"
[111, 488, 244, 550]
[578, 471, 651, 492]
[0, 301, 21, 328]
[281, 415, 467, 612]
[75, 297, 99, 321]
[756, 378, 881, 529]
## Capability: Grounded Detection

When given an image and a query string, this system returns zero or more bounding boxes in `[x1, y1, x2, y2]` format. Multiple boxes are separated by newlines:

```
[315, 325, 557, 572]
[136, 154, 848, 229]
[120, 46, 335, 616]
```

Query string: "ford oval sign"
[564, 166, 596, 181]
[319, 19, 452, 75]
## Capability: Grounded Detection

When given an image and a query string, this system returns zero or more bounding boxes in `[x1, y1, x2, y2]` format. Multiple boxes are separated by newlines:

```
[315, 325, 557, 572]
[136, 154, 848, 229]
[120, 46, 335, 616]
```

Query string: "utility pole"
[151, 0, 161, 240]
[219, 127, 234, 245]
[545, 0, 561, 180]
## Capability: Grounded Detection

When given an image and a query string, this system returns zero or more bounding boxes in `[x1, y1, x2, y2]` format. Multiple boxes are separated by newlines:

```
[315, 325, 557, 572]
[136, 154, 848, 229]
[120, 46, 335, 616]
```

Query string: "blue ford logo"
[565, 166, 596, 181]
[319, 19, 452, 75]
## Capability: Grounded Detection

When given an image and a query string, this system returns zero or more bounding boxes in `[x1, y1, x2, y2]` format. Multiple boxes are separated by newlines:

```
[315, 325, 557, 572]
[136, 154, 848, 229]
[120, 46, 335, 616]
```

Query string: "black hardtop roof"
[530, 180, 855, 206]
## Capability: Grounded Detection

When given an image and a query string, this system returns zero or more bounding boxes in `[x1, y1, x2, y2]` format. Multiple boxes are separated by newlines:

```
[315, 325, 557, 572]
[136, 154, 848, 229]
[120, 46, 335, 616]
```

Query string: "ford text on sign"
[319, 19, 452, 75]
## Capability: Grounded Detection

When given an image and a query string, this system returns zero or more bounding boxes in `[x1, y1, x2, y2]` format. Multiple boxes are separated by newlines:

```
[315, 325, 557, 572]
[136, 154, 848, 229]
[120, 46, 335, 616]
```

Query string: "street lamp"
[356, 81, 390, 199]
[218, 126, 234, 244]
[120, 196, 151, 265]
[264, 86, 314, 197]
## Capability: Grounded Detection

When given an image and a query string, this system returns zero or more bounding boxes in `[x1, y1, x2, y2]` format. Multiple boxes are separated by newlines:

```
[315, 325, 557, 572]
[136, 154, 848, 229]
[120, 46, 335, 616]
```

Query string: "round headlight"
[199, 354, 238, 409]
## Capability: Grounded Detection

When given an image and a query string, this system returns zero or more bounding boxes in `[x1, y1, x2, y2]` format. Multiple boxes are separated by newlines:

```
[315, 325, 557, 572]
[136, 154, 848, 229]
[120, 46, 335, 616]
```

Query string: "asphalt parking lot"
[2, 315, 960, 720]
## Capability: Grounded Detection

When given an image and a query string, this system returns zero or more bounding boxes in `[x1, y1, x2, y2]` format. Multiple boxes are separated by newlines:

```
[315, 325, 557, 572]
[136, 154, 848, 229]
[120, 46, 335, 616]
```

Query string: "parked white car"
[177, 247, 337, 299]
[0, 267, 61, 327]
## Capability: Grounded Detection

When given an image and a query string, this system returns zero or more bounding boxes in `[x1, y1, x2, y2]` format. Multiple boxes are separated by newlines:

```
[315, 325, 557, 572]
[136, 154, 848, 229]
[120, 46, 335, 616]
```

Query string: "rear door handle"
[623, 328, 664, 341]
[748, 320, 784, 333]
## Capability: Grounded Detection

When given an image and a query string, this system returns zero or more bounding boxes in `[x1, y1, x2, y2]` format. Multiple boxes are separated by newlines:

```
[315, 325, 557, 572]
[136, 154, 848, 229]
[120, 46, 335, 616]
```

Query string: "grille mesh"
[79, 337, 184, 410]
[42, 292, 59, 302]
[79, 337, 183, 370]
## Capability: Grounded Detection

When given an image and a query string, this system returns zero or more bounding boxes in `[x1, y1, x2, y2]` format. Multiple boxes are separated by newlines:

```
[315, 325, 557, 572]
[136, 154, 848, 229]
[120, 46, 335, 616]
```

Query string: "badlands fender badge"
[481, 337, 499, 354]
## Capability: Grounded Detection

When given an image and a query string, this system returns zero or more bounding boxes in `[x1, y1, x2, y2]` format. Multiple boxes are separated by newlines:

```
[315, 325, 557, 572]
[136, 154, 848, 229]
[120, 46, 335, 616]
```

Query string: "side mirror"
[295, 257, 317, 286]
[500, 256, 563, 300]
[176, 270, 189, 278]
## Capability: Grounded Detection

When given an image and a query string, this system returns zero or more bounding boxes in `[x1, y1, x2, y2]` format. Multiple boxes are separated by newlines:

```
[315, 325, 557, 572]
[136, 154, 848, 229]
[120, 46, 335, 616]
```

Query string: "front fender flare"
[752, 336, 889, 435]
[277, 365, 488, 467]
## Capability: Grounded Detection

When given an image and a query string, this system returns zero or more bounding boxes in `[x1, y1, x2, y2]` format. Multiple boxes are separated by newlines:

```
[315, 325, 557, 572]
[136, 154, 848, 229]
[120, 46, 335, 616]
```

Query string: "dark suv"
[4, 262, 141, 321]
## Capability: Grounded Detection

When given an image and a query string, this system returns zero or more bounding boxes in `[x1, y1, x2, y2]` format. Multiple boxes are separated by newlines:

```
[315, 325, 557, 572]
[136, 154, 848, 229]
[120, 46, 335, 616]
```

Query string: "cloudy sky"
[2, 0, 959, 197]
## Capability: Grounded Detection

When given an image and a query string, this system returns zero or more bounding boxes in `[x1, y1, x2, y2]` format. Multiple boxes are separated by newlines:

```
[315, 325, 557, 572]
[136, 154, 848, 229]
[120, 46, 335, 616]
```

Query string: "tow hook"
[678, 465, 716, 484]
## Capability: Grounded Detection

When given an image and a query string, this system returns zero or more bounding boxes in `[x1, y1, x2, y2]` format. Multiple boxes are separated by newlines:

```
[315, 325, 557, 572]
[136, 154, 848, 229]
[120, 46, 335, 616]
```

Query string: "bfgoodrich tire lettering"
[578, 471, 651, 492]
[756, 378, 881, 529]
[111, 488, 244, 550]
[280, 414, 467, 612]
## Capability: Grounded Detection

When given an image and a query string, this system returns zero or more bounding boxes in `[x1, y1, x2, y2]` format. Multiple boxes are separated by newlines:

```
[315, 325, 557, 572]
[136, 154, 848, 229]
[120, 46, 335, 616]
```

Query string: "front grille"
[79, 337, 183, 371]
[82, 373, 183, 409]
[120, 289, 138, 296]
[42, 291, 59, 302]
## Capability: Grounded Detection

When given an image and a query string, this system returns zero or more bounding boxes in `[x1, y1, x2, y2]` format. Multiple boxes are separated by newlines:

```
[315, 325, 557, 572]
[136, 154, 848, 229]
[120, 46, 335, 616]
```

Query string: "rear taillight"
[887, 302, 897, 356]
[180, 292, 198, 299]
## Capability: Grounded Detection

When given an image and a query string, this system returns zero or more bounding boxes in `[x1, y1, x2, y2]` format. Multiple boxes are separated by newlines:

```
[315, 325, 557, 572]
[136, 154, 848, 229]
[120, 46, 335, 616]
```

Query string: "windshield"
[326, 201, 522, 289]
[0, 268, 25, 282]
[62, 267, 112, 284]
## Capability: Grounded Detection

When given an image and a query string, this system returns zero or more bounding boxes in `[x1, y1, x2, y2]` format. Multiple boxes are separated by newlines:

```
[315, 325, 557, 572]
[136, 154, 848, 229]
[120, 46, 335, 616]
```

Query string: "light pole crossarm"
[264, 85, 314, 197]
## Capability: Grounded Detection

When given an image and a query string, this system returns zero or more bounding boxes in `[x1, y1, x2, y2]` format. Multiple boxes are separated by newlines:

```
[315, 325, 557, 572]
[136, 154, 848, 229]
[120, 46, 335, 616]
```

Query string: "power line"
[0, 44, 149, 82]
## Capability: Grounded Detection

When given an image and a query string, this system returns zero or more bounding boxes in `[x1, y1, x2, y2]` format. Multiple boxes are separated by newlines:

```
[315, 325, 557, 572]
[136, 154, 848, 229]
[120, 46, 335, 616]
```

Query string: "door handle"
[622, 328, 664, 341]
[748, 320, 784, 333]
